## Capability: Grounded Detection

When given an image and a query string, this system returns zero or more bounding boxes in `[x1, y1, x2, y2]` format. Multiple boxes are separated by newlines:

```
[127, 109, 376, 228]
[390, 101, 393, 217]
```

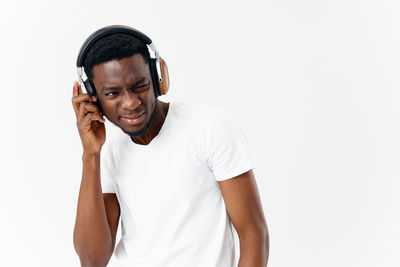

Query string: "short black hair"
[83, 33, 150, 81]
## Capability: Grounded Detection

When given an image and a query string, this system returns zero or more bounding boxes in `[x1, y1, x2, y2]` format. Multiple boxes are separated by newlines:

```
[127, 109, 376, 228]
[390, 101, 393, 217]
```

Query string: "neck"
[130, 100, 169, 145]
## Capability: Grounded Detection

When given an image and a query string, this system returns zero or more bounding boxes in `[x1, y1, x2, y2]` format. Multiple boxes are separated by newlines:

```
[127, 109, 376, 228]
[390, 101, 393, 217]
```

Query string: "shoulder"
[170, 101, 244, 144]
[170, 101, 226, 125]
[169, 101, 242, 139]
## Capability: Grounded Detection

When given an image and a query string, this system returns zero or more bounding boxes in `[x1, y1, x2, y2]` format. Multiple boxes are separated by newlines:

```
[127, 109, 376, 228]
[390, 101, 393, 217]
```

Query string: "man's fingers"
[77, 102, 101, 121]
[73, 81, 80, 97]
[88, 112, 106, 123]
[72, 93, 97, 117]
[72, 81, 84, 96]
[79, 112, 106, 129]
[78, 82, 83, 95]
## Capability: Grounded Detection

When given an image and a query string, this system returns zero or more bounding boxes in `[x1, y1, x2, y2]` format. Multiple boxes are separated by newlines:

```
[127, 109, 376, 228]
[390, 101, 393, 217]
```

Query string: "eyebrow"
[101, 77, 148, 93]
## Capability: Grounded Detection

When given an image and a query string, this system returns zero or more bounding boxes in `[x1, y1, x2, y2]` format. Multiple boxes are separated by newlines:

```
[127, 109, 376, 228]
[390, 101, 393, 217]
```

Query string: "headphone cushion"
[149, 58, 161, 97]
[159, 57, 169, 95]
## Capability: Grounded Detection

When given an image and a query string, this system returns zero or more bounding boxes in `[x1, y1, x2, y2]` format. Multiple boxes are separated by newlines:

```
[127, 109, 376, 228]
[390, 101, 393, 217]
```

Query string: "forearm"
[73, 152, 112, 266]
[238, 230, 269, 267]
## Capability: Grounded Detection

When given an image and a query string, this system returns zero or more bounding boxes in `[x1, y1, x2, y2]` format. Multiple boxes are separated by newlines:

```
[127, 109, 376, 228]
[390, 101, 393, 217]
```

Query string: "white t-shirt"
[100, 101, 253, 267]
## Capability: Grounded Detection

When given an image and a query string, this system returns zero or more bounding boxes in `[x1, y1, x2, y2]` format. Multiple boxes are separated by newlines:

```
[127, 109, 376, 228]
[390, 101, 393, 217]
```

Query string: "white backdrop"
[0, 0, 399, 266]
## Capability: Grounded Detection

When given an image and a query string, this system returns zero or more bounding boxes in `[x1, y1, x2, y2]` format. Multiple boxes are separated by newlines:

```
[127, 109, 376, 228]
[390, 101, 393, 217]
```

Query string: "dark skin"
[72, 53, 269, 266]
[91, 53, 169, 146]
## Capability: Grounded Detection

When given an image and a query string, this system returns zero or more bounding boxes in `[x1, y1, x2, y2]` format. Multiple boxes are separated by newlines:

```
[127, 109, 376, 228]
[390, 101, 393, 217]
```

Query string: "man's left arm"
[218, 169, 269, 267]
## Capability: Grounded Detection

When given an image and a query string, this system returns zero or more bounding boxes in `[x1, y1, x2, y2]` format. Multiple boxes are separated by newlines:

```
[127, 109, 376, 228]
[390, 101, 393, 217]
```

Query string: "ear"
[159, 57, 170, 95]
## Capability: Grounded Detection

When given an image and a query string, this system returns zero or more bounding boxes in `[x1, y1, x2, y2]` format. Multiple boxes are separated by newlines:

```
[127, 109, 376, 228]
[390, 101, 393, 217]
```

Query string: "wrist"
[82, 151, 101, 160]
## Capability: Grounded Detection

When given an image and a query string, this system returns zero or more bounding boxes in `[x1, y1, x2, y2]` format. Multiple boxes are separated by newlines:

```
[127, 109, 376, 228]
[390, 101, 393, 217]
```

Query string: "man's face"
[92, 54, 156, 137]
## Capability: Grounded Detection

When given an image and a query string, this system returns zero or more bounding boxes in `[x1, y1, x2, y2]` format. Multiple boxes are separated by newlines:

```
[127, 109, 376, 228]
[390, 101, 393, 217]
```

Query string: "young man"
[72, 26, 269, 267]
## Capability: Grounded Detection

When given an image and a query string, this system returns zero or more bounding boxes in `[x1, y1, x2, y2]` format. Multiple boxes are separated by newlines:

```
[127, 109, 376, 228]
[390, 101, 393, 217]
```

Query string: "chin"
[123, 126, 149, 137]
[120, 116, 152, 137]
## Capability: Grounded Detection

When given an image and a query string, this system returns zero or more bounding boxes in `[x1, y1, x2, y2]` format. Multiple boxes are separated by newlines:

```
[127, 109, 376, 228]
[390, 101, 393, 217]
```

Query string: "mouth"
[121, 112, 145, 125]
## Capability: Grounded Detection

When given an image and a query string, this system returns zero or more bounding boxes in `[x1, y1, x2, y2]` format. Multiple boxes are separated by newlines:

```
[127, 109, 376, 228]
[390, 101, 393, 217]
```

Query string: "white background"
[0, 0, 399, 266]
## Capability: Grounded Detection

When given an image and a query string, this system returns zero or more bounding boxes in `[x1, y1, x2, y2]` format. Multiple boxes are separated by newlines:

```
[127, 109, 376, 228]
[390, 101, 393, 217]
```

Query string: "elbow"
[73, 232, 112, 267]
[77, 252, 111, 267]
[259, 222, 270, 252]
[258, 223, 269, 247]
[237, 222, 269, 245]
[79, 258, 108, 267]
[264, 224, 270, 255]
[263, 223, 269, 244]
[74, 242, 111, 267]
[76, 246, 112, 267]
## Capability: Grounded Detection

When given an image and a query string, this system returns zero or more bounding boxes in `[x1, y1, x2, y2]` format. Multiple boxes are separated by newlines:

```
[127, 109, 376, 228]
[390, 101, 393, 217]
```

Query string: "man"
[72, 26, 269, 267]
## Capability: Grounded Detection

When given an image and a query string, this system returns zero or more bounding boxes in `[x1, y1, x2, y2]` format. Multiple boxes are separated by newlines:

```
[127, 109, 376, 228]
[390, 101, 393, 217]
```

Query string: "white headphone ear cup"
[159, 57, 169, 95]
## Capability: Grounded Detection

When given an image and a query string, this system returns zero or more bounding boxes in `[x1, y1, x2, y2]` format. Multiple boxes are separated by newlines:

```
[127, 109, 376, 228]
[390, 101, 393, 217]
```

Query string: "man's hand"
[71, 81, 106, 155]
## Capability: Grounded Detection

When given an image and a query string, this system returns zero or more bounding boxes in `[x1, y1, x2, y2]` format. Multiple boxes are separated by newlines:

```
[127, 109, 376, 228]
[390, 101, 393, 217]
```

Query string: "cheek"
[148, 95, 157, 113]
[99, 100, 116, 116]
[143, 90, 155, 106]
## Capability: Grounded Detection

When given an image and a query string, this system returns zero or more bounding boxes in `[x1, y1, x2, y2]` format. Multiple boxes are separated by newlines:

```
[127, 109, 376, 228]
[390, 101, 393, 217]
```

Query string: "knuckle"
[87, 112, 94, 119]
[79, 102, 87, 110]
[82, 115, 91, 124]
[86, 103, 99, 112]
[90, 104, 99, 112]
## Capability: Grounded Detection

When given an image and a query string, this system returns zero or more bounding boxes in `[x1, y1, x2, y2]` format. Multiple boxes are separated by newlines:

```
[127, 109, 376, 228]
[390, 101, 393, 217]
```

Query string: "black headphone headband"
[76, 25, 153, 67]
[75, 25, 167, 109]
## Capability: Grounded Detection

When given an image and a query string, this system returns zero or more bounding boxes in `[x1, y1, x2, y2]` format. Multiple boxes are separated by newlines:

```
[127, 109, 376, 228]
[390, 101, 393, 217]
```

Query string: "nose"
[120, 91, 141, 110]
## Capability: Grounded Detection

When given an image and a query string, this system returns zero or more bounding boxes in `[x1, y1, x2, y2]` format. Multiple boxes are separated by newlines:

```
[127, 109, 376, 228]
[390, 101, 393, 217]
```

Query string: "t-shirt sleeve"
[206, 110, 253, 181]
[100, 140, 117, 194]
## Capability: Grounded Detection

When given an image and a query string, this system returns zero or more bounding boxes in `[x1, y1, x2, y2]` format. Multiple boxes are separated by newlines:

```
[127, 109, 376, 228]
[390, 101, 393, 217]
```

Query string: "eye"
[105, 91, 117, 96]
[135, 83, 150, 92]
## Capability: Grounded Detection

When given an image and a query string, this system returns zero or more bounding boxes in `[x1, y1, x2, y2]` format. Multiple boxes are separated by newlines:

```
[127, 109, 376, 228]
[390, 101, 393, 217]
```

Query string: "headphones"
[76, 25, 170, 115]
